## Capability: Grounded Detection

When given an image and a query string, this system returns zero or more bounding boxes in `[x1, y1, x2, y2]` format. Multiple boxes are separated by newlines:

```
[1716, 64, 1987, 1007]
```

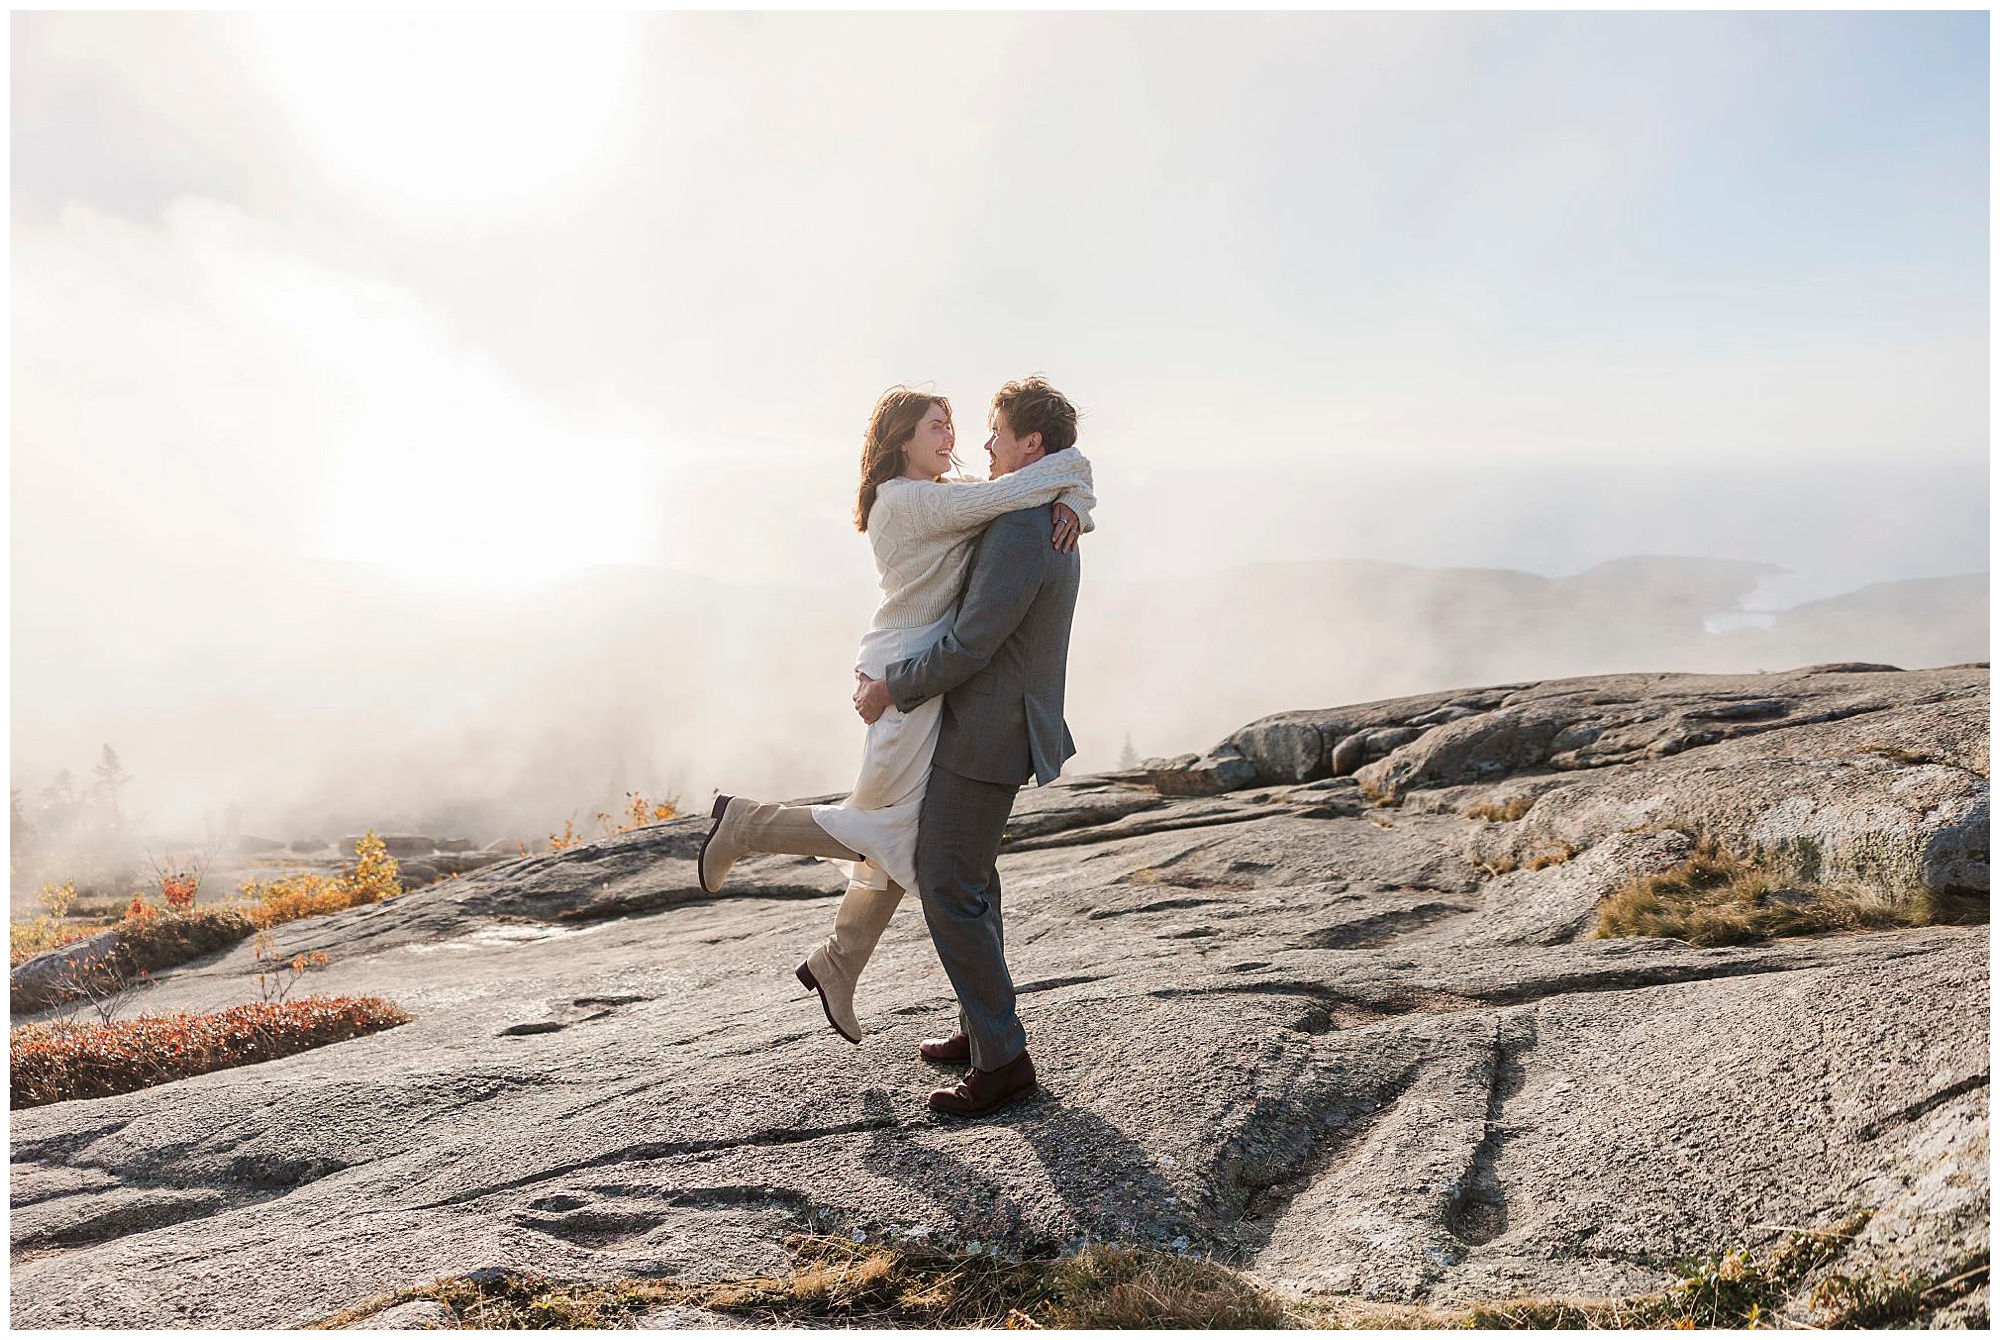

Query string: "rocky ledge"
[8, 664, 1989, 1328]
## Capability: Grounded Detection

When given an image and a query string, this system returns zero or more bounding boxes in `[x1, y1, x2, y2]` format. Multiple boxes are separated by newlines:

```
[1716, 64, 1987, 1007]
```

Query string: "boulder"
[380, 834, 440, 858]
[1328, 732, 1369, 777]
[10, 928, 123, 1015]
[1148, 747, 1259, 797]
[1359, 725, 1425, 762]
[1344, 666, 1982, 801]
[1227, 718, 1328, 785]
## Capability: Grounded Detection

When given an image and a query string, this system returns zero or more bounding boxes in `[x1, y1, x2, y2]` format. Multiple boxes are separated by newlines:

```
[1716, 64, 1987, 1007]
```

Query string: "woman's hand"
[1051, 502, 1082, 553]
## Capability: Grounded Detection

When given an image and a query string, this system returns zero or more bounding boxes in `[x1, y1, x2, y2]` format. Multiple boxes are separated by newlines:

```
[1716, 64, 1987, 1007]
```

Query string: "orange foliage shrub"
[536, 790, 682, 854]
[621, 790, 678, 829]
[160, 874, 199, 912]
[8, 882, 109, 967]
[8, 923, 100, 969]
[237, 831, 403, 929]
[10, 996, 412, 1108]
[239, 873, 349, 928]
[546, 818, 584, 852]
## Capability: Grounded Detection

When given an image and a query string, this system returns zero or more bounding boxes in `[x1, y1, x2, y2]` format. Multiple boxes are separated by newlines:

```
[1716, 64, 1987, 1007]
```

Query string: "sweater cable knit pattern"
[863, 449, 1096, 631]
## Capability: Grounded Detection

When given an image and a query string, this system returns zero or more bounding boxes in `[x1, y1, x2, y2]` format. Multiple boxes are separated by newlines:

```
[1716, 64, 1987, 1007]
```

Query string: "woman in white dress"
[697, 385, 1096, 1044]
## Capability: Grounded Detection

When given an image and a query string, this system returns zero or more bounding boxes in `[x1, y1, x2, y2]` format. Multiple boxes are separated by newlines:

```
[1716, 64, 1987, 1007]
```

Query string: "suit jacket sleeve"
[884, 512, 1046, 713]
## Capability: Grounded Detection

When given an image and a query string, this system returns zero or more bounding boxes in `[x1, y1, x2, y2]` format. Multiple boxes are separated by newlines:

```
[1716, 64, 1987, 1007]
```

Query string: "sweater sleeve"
[1054, 479, 1097, 534]
[882, 450, 1096, 543]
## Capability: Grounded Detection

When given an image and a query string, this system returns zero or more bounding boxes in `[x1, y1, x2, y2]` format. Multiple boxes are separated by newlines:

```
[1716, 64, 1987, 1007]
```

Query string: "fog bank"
[10, 543, 1986, 878]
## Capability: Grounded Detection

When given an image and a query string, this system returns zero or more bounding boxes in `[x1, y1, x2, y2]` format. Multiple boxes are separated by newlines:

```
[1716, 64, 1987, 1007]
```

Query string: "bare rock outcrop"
[8, 665, 1987, 1328]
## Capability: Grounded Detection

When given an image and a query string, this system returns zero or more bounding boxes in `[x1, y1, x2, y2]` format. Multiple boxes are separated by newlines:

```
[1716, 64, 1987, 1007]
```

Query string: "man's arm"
[883, 511, 1048, 713]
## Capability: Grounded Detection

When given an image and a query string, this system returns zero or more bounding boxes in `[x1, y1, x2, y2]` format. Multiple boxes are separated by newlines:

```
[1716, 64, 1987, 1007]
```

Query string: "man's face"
[984, 408, 1043, 478]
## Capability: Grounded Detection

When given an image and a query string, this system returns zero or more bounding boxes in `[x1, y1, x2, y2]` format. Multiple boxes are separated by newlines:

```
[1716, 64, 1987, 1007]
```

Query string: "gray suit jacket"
[884, 502, 1082, 787]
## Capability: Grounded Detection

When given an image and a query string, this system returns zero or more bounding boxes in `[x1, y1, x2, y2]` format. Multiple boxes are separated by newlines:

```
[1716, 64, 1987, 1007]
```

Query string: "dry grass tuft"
[313, 1215, 1987, 1332]
[1300, 1211, 1982, 1330]
[1465, 795, 1536, 823]
[11, 995, 411, 1108]
[312, 1235, 1291, 1330]
[1594, 834, 1960, 947]
[1042, 1242, 1291, 1327]
[1853, 740, 1942, 767]
[1356, 779, 1404, 809]
[1524, 841, 1579, 870]
[1807, 1251, 1989, 1328]
[1474, 839, 1579, 878]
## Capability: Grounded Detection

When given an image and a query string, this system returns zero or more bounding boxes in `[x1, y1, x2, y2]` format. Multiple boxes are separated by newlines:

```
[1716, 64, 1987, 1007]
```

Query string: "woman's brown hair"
[855, 387, 952, 532]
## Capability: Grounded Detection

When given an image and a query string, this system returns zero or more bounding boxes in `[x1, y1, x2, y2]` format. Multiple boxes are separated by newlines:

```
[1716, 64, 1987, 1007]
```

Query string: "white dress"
[811, 451, 1097, 892]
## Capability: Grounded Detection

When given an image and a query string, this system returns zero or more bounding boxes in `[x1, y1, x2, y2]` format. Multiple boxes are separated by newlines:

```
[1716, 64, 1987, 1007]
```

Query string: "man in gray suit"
[851, 375, 1085, 1119]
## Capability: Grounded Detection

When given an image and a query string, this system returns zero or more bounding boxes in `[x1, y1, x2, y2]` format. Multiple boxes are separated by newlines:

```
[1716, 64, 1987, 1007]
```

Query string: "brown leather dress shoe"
[918, 1031, 971, 1065]
[928, 1050, 1037, 1119]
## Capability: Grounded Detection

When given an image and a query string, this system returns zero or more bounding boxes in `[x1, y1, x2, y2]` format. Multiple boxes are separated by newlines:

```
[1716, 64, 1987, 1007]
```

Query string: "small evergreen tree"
[40, 769, 80, 839]
[92, 746, 132, 831]
[10, 787, 32, 853]
[1118, 733, 1139, 769]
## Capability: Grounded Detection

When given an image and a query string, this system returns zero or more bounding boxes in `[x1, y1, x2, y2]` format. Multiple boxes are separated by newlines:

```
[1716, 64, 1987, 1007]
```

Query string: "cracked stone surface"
[8, 665, 1988, 1327]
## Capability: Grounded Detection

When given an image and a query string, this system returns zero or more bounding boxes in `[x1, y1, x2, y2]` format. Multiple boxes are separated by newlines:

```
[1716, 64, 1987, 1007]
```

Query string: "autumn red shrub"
[10, 996, 412, 1108]
[160, 874, 198, 912]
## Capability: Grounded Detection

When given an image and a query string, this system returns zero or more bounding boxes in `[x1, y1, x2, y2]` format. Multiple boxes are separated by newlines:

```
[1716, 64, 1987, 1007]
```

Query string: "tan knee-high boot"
[799, 879, 904, 1043]
[698, 795, 862, 894]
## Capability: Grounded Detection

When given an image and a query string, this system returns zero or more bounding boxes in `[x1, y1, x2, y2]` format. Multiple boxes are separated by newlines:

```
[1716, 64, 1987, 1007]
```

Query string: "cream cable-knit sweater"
[863, 449, 1096, 631]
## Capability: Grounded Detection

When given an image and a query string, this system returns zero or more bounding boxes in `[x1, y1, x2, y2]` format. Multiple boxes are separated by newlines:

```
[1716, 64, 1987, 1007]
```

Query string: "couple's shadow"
[853, 1065, 1209, 1258]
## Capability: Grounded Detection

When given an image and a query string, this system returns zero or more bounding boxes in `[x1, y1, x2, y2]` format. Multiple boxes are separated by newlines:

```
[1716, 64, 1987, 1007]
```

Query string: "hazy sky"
[12, 10, 1987, 592]
[8, 10, 1992, 846]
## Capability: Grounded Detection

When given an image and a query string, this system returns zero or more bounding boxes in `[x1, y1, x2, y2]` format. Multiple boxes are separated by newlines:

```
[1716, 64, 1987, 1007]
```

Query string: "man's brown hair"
[990, 376, 1079, 455]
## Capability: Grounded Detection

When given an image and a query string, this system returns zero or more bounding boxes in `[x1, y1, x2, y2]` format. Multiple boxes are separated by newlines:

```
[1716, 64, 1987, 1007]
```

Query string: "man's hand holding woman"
[853, 670, 891, 724]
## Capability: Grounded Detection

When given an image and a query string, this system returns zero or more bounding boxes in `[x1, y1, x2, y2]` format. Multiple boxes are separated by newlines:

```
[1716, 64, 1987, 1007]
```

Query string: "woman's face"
[901, 402, 956, 477]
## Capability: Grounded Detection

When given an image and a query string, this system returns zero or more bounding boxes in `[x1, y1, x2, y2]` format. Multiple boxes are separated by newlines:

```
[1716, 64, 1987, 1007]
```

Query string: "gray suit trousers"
[914, 763, 1026, 1071]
